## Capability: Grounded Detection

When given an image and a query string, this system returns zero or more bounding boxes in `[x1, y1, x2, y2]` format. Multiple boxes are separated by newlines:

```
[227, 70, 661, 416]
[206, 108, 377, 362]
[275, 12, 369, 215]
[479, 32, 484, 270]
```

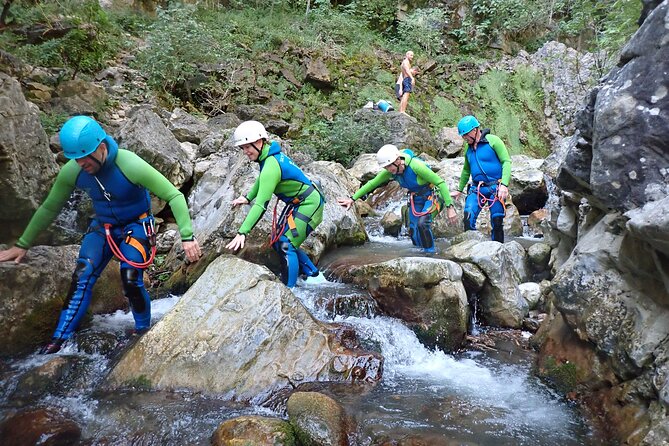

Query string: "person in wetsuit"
[337, 144, 458, 253]
[0, 115, 202, 354]
[225, 120, 324, 288]
[453, 115, 512, 243]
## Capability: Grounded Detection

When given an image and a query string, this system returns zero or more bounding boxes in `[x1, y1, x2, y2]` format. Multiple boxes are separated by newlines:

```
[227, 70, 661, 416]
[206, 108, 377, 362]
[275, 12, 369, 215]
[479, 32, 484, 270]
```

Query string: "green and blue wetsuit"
[17, 135, 194, 342]
[458, 130, 511, 242]
[240, 141, 324, 287]
[352, 149, 453, 252]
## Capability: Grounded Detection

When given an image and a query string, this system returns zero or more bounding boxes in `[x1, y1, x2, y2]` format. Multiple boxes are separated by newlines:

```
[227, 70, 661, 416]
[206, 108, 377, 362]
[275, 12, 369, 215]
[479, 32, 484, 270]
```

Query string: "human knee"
[417, 215, 430, 230]
[121, 268, 146, 313]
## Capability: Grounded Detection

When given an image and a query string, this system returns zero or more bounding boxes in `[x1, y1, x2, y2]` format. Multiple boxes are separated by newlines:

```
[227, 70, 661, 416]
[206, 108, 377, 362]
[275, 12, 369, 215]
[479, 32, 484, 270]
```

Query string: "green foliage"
[449, 0, 640, 58]
[429, 96, 461, 132]
[538, 355, 582, 394]
[39, 110, 70, 136]
[343, 0, 397, 31]
[553, 0, 641, 71]
[134, 5, 232, 94]
[7, 0, 124, 77]
[469, 67, 548, 157]
[295, 113, 391, 167]
[395, 8, 447, 57]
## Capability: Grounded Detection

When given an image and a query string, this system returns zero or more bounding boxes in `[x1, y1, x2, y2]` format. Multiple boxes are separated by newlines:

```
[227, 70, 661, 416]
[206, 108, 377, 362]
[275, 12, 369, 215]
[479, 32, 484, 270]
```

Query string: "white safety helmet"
[233, 120, 269, 147]
[376, 144, 400, 168]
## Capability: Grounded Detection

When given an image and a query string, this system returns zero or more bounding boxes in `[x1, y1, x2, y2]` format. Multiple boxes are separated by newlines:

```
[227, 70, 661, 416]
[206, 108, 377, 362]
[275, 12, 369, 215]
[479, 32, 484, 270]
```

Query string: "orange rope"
[475, 181, 507, 213]
[409, 190, 439, 217]
[104, 224, 156, 269]
[268, 198, 289, 246]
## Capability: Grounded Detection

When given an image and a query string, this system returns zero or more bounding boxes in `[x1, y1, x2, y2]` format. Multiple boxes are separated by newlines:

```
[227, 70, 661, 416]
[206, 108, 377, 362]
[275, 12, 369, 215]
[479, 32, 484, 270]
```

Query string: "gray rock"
[0, 73, 59, 244]
[106, 257, 382, 401]
[287, 392, 349, 446]
[117, 108, 193, 189]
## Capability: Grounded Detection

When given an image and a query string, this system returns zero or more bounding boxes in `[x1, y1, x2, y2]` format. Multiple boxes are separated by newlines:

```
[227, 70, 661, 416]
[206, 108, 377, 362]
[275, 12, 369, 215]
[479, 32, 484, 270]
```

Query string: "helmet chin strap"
[87, 153, 103, 169]
[250, 140, 264, 160]
[85, 144, 107, 169]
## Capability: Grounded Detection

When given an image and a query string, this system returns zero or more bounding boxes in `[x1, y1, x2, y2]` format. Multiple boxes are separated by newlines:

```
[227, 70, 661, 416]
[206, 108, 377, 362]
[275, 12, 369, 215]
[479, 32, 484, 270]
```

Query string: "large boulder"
[347, 257, 469, 351]
[353, 109, 438, 156]
[552, 214, 669, 379]
[445, 240, 529, 327]
[0, 73, 59, 244]
[106, 256, 382, 401]
[0, 245, 128, 356]
[287, 391, 350, 446]
[117, 107, 193, 189]
[529, 41, 599, 136]
[509, 155, 548, 215]
[562, 2, 669, 212]
[49, 79, 107, 116]
[166, 107, 210, 144]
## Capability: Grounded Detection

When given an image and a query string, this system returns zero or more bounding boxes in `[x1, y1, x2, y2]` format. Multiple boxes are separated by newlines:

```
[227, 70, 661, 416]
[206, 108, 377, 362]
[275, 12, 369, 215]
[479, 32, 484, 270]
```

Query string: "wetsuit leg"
[273, 235, 299, 287]
[278, 190, 324, 286]
[52, 222, 113, 342]
[408, 195, 425, 247]
[489, 197, 506, 243]
[118, 221, 152, 331]
[463, 190, 482, 231]
[417, 196, 436, 252]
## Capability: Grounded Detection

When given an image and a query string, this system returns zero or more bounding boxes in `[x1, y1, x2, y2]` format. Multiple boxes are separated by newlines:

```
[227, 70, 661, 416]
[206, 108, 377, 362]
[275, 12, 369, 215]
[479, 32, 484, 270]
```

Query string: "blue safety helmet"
[457, 115, 480, 136]
[59, 116, 107, 159]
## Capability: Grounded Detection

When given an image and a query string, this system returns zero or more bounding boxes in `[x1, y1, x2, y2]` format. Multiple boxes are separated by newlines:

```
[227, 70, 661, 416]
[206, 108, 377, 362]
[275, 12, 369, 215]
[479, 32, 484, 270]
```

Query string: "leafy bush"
[6, 0, 124, 78]
[133, 4, 232, 94]
[39, 110, 70, 136]
[295, 113, 391, 167]
[395, 8, 447, 57]
[343, 0, 397, 31]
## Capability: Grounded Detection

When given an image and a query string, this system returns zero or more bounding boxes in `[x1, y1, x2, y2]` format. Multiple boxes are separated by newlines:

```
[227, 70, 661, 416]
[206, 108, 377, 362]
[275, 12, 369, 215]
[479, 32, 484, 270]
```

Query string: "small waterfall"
[294, 250, 596, 444]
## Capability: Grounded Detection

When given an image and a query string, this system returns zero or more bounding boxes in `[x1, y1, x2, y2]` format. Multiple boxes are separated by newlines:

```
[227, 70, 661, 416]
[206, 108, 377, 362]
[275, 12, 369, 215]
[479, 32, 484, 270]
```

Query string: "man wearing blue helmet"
[0, 115, 202, 354]
[453, 115, 512, 243]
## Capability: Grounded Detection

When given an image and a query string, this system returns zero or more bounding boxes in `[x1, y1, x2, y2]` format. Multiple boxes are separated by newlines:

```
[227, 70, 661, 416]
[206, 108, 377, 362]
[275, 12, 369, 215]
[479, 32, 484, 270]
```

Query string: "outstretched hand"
[337, 197, 354, 210]
[0, 246, 27, 264]
[497, 185, 509, 203]
[182, 240, 202, 263]
[445, 206, 458, 225]
[226, 233, 246, 251]
[231, 196, 249, 207]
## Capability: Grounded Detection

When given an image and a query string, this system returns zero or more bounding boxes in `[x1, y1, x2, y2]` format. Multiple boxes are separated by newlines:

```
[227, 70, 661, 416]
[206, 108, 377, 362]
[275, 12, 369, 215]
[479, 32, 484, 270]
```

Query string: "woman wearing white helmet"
[337, 144, 458, 253]
[226, 121, 325, 287]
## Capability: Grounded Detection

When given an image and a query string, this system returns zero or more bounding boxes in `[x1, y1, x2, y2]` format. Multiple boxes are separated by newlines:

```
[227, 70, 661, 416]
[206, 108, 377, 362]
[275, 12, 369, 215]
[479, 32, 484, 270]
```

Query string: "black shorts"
[402, 77, 413, 94]
[395, 84, 402, 100]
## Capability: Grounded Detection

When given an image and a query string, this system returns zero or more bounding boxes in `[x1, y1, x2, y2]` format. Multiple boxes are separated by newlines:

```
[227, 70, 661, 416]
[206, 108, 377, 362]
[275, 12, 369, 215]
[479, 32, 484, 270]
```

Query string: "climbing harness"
[269, 183, 322, 246]
[474, 180, 507, 212]
[409, 188, 441, 217]
[104, 212, 157, 269]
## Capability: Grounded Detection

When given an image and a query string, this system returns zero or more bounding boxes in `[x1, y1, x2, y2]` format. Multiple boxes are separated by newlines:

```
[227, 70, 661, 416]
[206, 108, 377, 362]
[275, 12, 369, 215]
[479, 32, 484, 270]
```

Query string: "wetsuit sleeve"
[16, 161, 79, 249]
[411, 160, 453, 207]
[351, 170, 393, 200]
[238, 157, 281, 235]
[116, 150, 194, 241]
[488, 135, 512, 186]
[458, 152, 471, 192]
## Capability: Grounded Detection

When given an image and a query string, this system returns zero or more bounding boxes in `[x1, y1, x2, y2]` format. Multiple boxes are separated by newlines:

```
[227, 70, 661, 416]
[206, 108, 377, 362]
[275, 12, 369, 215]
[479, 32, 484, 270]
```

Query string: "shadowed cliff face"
[544, 2, 669, 444]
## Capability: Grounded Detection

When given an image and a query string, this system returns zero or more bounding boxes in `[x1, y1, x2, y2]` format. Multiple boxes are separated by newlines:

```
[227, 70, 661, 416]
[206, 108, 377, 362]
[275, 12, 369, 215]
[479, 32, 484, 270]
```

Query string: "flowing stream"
[0, 237, 604, 445]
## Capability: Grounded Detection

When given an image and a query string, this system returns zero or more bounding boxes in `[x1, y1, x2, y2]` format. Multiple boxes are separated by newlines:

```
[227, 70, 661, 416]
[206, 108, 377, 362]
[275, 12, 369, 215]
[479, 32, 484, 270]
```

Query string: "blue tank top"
[75, 136, 151, 225]
[465, 134, 503, 184]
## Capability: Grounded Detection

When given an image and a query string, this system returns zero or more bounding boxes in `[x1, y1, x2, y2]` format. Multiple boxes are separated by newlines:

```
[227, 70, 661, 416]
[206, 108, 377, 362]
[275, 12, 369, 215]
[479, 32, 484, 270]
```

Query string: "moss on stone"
[538, 355, 583, 394]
